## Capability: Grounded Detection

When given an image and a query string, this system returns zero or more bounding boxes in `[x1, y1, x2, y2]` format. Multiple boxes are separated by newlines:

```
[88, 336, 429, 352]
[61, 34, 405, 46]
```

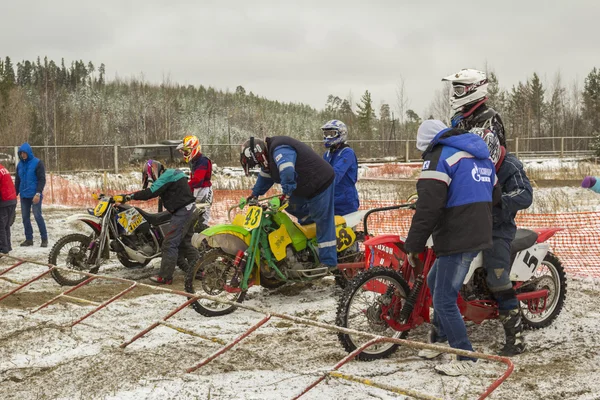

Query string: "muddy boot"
[499, 309, 526, 356]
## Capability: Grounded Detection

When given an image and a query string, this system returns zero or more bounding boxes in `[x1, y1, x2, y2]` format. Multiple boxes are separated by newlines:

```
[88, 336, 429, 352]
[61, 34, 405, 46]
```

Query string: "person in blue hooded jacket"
[321, 120, 359, 216]
[581, 176, 600, 192]
[15, 143, 48, 247]
[404, 120, 497, 377]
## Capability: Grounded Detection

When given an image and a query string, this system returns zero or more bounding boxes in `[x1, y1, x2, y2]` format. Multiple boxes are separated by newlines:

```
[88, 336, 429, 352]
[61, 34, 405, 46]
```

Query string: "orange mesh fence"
[45, 175, 600, 278]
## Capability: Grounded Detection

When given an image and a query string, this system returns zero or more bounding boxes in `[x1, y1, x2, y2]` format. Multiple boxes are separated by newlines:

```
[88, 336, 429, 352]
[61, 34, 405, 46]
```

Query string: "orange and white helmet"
[177, 135, 201, 163]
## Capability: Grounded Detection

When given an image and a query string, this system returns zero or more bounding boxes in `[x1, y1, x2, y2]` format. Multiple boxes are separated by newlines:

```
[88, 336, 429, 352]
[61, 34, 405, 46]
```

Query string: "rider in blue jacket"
[405, 120, 496, 376]
[321, 120, 359, 216]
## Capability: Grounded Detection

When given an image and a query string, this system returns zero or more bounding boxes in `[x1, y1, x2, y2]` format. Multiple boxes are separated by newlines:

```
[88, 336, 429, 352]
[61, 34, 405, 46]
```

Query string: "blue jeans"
[285, 183, 337, 266]
[20, 197, 48, 241]
[428, 251, 478, 361]
[483, 237, 519, 311]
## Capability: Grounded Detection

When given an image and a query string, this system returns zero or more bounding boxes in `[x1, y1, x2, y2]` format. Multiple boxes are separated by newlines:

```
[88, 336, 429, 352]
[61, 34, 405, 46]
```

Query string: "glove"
[246, 194, 259, 206]
[406, 252, 420, 269]
[582, 176, 596, 189]
[279, 194, 290, 204]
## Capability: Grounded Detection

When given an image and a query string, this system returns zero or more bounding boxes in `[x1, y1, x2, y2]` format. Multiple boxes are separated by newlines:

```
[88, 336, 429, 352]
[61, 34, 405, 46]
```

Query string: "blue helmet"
[321, 120, 348, 148]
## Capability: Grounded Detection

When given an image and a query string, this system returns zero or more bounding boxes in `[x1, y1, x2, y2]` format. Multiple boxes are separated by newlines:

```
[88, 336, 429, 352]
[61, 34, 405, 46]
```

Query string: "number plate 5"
[243, 206, 263, 230]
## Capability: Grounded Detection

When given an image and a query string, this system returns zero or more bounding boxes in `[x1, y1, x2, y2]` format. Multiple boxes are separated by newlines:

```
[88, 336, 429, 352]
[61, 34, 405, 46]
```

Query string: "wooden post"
[405, 140, 410, 162]
[50, 173, 54, 204]
[515, 138, 519, 158]
[560, 137, 565, 158]
[114, 145, 119, 174]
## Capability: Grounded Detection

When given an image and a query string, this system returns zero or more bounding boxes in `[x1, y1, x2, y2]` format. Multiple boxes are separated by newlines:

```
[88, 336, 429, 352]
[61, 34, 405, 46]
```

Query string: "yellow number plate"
[336, 227, 356, 252]
[243, 206, 263, 230]
[94, 201, 109, 217]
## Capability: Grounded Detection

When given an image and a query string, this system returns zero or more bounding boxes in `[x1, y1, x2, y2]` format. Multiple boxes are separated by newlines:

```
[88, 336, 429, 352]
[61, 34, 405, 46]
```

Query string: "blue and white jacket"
[405, 128, 498, 256]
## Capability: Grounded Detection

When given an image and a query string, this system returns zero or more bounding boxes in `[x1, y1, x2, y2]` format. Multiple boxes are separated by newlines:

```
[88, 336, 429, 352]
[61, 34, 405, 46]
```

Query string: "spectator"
[15, 143, 48, 247]
[0, 162, 17, 255]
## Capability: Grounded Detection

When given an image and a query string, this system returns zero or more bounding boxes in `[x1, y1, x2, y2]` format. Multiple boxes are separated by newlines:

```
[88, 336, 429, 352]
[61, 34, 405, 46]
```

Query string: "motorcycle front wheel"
[49, 233, 95, 286]
[185, 248, 247, 317]
[520, 252, 567, 329]
[336, 267, 410, 361]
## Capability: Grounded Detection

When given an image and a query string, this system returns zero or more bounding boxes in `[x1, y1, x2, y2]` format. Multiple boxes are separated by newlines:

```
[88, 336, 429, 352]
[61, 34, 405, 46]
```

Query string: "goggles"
[322, 129, 340, 139]
[452, 84, 473, 98]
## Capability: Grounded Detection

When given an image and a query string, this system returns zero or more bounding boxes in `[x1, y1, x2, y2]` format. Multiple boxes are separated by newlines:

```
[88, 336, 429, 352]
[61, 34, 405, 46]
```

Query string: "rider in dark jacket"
[240, 136, 337, 270]
[481, 136, 533, 356]
[122, 160, 199, 285]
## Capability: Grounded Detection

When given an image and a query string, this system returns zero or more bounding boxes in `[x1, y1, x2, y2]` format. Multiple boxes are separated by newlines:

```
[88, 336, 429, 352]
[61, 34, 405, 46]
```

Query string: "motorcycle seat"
[510, 229, 538, 254]
[136, 208, 172, 226]
[294, 216, 346, 239]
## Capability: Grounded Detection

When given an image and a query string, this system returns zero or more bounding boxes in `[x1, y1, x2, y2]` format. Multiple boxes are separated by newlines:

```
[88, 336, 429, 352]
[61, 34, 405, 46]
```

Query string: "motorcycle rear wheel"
[520, 252, 567, 329]
[49, 233, 95, 286]
[336, 267, 410, 361]
[185, 248, 247, 317]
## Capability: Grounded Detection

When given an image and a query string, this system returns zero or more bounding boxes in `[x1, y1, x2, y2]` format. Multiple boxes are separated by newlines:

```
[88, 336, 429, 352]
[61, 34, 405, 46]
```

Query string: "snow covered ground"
[1, 202, 600, 400]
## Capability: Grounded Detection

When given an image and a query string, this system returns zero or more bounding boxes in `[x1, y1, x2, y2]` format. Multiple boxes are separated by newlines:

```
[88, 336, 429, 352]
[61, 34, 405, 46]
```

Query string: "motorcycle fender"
[201, 233, 250, 256]
[65, 214, 101, 233]
[463, 252, 484, 284]
[510, 243, 550, 281]
[268, 225, 292, 261]
[342, 210, 368, 229]
[192, 224, 251, 249]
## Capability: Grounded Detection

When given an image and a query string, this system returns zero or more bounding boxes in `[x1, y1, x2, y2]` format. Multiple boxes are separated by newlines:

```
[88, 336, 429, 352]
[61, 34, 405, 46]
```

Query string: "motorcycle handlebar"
[227, 194, 282, 222]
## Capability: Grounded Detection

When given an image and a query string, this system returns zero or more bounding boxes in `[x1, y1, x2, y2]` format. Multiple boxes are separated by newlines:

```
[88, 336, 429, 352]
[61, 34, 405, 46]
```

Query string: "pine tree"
[356, 90, 375, 138]
[529, 72, 546, 139]
[583, 67, 600, 137]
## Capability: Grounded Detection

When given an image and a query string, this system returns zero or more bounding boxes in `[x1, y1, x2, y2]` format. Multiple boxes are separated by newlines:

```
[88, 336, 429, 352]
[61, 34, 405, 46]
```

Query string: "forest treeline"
[0, 56, 599, 163]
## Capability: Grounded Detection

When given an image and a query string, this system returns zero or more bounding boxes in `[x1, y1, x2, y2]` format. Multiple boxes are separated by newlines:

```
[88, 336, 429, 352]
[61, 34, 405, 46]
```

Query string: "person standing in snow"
[240, 136, 337, 271]
[177, 135, 213, 231]
[15, 143, 48, 247]
[0, 162, 17, 255]
[442, 69, 508, 149]
[321, 120, 359, 216]
[404, 120, 496, 376]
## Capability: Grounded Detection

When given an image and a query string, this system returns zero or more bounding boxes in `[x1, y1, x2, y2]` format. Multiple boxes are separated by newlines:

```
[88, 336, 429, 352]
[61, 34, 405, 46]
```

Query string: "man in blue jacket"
[240, 136, 337, 271]
[405, 120, 496, 376]
[15, 143, 48, 247]
[321, 120, 359, 215]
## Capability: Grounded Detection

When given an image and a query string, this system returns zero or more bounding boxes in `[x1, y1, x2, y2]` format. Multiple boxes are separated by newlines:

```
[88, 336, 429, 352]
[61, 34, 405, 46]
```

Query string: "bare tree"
[395, 76, 410, 139]
[426, 82, 452, 124]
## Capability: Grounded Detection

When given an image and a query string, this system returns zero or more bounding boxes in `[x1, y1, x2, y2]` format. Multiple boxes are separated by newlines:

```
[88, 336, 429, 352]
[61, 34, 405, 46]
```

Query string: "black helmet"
[142, 159, 165, 188]
[240, 137, 269, 176]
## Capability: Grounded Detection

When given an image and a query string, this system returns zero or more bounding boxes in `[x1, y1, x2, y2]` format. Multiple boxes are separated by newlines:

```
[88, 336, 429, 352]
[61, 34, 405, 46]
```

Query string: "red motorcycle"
[336, 204, 567, 360]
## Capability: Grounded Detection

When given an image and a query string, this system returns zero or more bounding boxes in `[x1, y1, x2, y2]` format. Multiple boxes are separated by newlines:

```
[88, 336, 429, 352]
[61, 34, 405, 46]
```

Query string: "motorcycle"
[49, 194, 172, 286]
[185, 195, 367, 317]
[336, 204, 567, 361]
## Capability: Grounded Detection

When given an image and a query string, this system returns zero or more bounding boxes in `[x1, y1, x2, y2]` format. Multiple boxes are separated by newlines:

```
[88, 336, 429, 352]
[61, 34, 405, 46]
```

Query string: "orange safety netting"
[44, 175, 600, 278]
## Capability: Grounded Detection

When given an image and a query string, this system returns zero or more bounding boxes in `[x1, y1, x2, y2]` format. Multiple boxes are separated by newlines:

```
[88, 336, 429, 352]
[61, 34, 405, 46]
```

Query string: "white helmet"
[471, 127, 501, 165]
[442, 69, 489, 111]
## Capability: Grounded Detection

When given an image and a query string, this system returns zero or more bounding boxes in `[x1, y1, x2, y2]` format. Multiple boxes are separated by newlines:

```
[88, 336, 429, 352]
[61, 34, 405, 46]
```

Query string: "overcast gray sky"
[1, 0, 599, 117]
